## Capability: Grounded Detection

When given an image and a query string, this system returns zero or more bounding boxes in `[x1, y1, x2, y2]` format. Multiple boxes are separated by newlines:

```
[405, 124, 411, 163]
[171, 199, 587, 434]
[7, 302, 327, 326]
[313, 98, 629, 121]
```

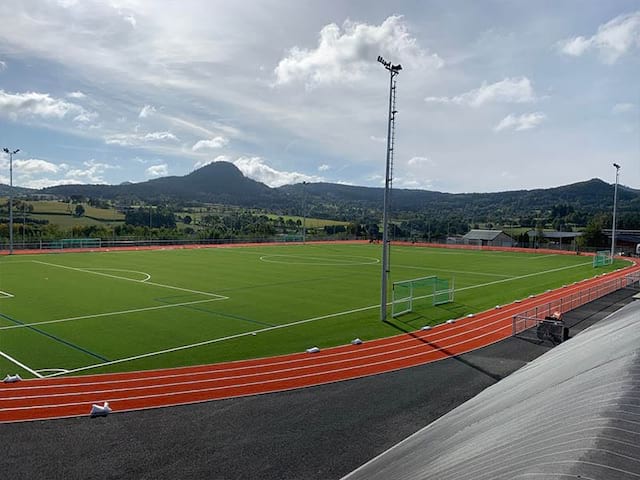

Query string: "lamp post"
[611, 163, 621, 258]
[3, 147, 19, 254]
[302, 181, 307, 244]
[377, 55, 402, 321]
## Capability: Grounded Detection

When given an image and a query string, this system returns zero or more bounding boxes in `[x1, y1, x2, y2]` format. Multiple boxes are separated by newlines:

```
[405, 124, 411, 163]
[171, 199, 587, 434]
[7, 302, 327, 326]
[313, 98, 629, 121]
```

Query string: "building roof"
[527, 230, 583, 239]
[462, 229, 509, 241]
[342, 299, 640, 480]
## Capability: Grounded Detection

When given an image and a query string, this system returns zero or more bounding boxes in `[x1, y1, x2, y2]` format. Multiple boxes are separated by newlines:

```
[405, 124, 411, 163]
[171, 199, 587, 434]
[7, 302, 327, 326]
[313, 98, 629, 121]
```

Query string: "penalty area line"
[0, 350, 43, 378]
[32, 260, 227, 299]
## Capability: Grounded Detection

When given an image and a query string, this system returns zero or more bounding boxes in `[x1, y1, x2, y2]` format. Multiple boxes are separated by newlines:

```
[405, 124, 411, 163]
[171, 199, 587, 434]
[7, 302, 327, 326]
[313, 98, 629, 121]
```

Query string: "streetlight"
[3, 147, 19, 254]
[377, 55, 402, 321]
[611, 163, 621, 258]
[302, 181, 307, 244]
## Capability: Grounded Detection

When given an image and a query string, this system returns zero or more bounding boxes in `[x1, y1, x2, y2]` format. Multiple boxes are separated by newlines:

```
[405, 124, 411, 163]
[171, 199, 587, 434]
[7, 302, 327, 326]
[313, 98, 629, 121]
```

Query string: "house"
[462, 229, 514, 247]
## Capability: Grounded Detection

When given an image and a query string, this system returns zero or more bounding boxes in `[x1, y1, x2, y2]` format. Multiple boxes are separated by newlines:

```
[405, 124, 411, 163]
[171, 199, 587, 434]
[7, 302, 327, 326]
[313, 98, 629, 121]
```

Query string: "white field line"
[85, 268, 152, 282]
[35, 369, 69, 374]
[0, 290, 14, 299]
[394, 264, 512, 278]
[0, 351, 43, 378]
[44, 261, 592, 378]
[0, 298, 223, 331]
[32, 260, 227, 299]
[528, 254, 560, 260]
[7, 325, 515, 409]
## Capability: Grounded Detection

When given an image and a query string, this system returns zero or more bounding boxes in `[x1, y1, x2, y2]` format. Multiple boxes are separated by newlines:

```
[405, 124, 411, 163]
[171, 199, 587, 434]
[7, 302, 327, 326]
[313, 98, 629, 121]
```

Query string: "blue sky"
[0, 0, 638, 193]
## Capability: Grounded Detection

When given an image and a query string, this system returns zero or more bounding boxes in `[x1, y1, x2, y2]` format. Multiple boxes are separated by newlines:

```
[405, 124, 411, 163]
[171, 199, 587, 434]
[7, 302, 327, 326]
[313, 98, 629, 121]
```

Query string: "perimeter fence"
[512, 271, 640, 338]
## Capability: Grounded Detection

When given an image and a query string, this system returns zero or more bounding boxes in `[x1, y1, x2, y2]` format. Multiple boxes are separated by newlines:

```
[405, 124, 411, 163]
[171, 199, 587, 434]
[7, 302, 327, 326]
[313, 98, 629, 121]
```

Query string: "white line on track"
[43, 260, 593, 377]
[5, 326, 516, 410]
[0, 298, 224, 331]
[0, 350, 43, 378]
[9, 300, 523, 387]
[5, 324, 514, 402]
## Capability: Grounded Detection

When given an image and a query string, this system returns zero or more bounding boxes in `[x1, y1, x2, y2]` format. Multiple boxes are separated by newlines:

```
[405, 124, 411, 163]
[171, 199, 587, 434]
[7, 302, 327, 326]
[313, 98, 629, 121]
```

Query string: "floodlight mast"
[377, 56, 402, 321]
[3, 147, 19, 255]
[611, 163, 621, 258]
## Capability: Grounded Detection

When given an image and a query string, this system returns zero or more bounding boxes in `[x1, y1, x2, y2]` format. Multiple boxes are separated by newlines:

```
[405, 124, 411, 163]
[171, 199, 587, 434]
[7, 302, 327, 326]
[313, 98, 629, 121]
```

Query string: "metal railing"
[512, 271, 640, 336]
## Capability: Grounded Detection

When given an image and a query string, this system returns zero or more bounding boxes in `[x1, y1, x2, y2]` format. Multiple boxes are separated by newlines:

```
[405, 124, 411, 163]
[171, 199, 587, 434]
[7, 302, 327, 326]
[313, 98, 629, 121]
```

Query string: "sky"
[0, 0, 638, 193]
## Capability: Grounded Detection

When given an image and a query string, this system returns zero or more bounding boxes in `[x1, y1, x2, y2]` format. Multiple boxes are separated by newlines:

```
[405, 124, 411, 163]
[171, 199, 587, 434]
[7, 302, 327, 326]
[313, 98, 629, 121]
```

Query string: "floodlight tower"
[302, 181, 307, 243]
[611, 163, 621, 258]
[3, 147, 19, 255]
[377, 56, 402, 321]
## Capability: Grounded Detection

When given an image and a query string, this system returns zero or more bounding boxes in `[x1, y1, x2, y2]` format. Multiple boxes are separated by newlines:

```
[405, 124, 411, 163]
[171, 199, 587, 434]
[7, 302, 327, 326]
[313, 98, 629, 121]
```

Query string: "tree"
[581, 217, 608, 248]
[74, 204, 85, 217]
[183, 215, 192, 225]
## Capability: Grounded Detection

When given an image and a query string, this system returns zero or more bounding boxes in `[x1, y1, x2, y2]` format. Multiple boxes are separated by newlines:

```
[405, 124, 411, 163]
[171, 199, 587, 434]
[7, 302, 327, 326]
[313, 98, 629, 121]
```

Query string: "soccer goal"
[593, 250, 613, 267]
[392, 275, 455, 317]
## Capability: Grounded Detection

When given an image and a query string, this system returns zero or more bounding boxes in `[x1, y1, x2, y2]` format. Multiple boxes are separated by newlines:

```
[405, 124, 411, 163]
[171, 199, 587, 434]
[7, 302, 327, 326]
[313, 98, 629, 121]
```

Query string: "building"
[462, 229, 514, 247]
[527, 230, 582, 249]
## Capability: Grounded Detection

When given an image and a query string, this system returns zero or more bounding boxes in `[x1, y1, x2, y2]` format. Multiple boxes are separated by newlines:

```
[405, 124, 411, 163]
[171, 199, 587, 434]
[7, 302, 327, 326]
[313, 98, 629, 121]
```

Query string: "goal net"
[392, 275, 454, 318]
[593, 250, 613, 267]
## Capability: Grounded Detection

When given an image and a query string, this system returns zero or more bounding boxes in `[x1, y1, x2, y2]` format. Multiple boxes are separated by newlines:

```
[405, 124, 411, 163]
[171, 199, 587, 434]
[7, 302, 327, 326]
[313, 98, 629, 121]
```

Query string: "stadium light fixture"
[302, 181, 307, 244]
[611, 163, 621, 258]
[3, 147, 19, 255]
[377, 56, 401, 321]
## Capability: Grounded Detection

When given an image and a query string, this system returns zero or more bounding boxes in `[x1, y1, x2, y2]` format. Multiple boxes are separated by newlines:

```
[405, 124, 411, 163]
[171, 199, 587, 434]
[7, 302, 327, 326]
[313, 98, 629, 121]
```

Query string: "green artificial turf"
[0, 243, 629, 377]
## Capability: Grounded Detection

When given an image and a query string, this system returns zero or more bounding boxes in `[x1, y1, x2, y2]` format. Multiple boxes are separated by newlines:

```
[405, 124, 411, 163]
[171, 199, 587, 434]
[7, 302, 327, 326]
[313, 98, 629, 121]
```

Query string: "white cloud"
[13, 158, 62, 174]
[318, 164, 330, 172]
[0, 89, 92, 120]
[0, 60, 6, 71]
[123, 15, 136, 28]
[370, 135, 386, 143]
[233, 157, 323, 187]
[19, 177, 79, 189]
[612, 102, 635, 114]
[192, 136, 229, 151]
[274, 15, 442, 88]
[73, 111, 99, 123]
[146, 163, 168, 177]
[425, 77, 536, 107]
[194, 155, 231, 170]
[105, 131, 178, 145]
[139, 104, 156, 118]
[66, 159, 117, 183]
[407, 156, 436, 167]
[143, 131, 177, 141]
[558, 11, 640, 63]
[67, 91, 86, 99]
[494, 112, 546, 132]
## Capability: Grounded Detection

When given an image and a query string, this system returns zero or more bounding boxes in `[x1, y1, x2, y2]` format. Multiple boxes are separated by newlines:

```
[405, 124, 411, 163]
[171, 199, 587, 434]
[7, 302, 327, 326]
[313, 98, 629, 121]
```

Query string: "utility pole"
[302, 181, 307, 243]
[377, 56, 402, 321]
[3, 147, 19, 254]
[611, 163, 621, 258]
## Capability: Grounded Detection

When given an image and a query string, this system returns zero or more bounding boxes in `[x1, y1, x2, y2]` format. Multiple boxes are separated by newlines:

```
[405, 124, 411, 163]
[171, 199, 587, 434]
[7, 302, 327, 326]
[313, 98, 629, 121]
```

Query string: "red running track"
[1, 252, 638, 423]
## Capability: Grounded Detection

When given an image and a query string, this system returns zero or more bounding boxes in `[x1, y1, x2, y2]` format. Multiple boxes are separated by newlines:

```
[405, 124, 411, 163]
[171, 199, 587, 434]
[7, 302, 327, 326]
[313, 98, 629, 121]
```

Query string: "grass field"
[0, 243, 628, 378]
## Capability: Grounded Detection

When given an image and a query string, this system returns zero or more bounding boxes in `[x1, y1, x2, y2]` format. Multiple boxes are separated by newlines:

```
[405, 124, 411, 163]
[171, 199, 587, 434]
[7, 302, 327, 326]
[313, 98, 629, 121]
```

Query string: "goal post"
[593, 250, 612, 267]
[391, 275, 455, 318]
